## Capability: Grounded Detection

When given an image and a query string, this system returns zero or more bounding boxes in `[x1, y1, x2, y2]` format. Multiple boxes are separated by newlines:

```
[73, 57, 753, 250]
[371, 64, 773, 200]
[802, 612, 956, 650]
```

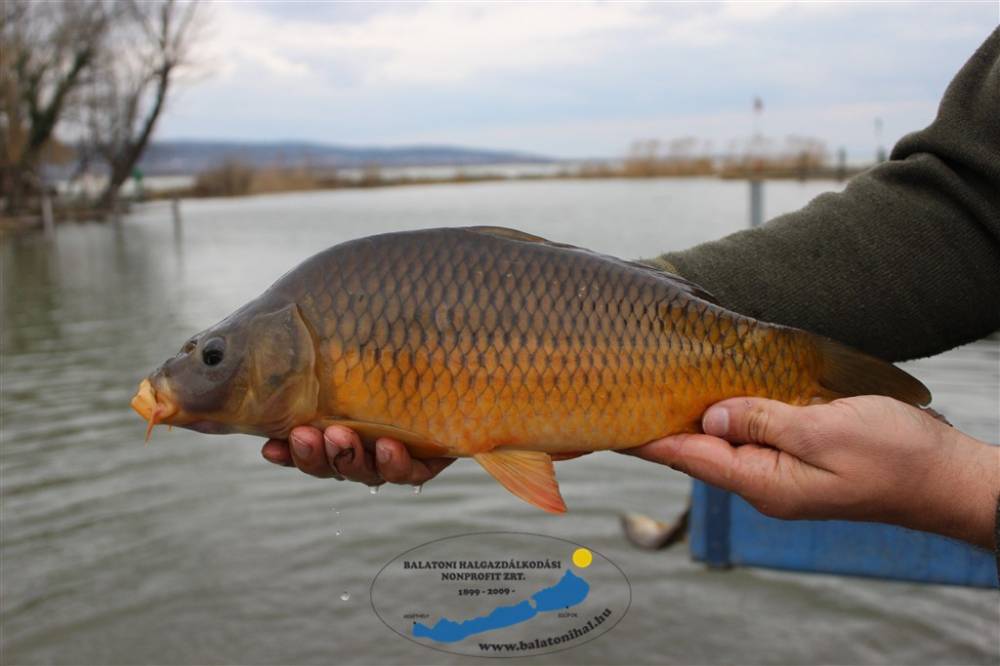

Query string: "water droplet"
[369, 485, 380, 495]
[335, 529, 342, 536]
[340, 591, 350, 601]
[413, 484, 423, 495]
[332, 508, 340, 517]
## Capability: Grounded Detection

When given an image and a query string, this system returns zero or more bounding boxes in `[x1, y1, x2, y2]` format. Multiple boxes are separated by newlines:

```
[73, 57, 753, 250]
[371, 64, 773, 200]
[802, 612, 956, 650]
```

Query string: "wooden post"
[749, 96, 765, 228]
[41, 193, 55, 238]
[749, 179, 763, 228]
[171, 197, 182, 238]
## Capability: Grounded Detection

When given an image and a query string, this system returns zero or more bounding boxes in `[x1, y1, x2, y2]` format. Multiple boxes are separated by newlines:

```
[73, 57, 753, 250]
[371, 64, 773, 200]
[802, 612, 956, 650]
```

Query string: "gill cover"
[247, 303, 319, 436]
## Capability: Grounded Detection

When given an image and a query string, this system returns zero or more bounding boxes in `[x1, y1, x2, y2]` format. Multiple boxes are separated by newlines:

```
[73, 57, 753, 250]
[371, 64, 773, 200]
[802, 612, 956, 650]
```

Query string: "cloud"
[161, 1, 998, 158]
[196, 1, 859, 89]
[198, 2, 650, 87]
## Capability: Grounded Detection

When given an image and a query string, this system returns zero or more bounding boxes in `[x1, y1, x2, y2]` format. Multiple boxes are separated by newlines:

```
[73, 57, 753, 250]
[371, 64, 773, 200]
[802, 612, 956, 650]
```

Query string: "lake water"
[2, 178, 997, 665]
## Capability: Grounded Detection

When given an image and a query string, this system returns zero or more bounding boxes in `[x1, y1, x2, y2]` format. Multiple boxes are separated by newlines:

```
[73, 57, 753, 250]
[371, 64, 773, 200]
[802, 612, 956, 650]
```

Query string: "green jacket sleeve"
[656, 27, 1000, 363]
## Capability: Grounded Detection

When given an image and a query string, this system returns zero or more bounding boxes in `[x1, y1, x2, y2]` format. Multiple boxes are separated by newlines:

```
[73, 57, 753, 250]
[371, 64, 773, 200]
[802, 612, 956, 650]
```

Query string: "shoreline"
[2, 168, 865, 234]
[153, 164, 864, 200]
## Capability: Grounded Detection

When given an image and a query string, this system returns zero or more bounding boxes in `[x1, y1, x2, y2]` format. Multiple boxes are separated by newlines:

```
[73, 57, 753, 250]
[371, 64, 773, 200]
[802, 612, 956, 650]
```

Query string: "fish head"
[131, 302, 319, 440]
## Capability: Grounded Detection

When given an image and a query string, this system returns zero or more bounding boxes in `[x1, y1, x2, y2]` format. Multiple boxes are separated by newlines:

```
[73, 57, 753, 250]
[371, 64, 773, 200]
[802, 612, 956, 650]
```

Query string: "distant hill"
[137, 140, 552, 175]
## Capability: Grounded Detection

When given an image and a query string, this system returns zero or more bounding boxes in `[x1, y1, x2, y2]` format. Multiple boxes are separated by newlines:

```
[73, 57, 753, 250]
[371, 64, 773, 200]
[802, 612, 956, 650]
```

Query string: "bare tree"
[83, 0, 199, 211]
[1, 0, 107, 214]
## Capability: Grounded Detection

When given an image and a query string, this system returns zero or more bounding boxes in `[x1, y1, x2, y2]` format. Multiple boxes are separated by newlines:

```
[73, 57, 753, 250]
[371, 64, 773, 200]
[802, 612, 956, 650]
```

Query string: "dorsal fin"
[626, 259, 721, 305]
[465, 226, 550, 243]
[466, 226, 720, 306]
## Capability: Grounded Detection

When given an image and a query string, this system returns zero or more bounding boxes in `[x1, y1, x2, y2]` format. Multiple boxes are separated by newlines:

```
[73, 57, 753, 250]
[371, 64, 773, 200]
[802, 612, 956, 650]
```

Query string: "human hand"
[261, 425, 454, 487]
[624, 395, 999, 550]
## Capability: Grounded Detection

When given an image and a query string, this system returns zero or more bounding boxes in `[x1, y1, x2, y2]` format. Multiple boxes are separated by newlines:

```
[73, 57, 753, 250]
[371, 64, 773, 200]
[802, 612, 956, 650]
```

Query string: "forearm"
[905, 434, 1000, 551]
[656, 28, 1000, 363]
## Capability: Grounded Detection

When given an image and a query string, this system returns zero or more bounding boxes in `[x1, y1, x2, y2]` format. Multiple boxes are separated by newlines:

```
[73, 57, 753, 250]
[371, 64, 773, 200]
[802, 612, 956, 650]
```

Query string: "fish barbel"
[131, 227, 930, 512]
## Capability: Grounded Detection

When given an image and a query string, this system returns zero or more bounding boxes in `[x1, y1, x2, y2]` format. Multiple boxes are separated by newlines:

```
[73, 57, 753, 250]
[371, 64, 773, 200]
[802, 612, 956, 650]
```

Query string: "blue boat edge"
[689, 481, 999, 589]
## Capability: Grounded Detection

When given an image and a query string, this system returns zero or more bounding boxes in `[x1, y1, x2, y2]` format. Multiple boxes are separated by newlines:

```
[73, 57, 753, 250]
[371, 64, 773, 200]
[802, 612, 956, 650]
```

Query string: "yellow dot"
[572, 548, 592, 568]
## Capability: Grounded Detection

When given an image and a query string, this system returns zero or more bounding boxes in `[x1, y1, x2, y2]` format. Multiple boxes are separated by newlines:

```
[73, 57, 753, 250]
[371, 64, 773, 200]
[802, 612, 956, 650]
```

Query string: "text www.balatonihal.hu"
[476, 608, 612, 653]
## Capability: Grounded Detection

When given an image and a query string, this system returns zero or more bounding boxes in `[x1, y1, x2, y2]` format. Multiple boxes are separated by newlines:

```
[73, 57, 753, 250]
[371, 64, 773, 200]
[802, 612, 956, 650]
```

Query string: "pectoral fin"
[474, 450, 566, 514]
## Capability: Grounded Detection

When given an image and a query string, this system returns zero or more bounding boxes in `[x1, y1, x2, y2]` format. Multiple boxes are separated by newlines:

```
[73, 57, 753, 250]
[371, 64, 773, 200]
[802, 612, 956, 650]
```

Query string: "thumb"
[626, 398, 827, 516]
[703, 397, 807, 451]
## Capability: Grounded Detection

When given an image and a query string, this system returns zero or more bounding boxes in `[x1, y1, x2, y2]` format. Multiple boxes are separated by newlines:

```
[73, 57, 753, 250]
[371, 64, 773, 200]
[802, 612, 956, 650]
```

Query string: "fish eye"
[201, 338, 225, 366]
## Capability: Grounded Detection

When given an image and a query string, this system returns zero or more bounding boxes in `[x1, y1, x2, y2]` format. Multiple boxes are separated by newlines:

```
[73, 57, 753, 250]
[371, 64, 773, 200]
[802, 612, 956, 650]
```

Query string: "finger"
[374, 438, 456, 485]
[374, 438, 417, 484]
[703, 397, 809, 452]
[625, 433, 802, 496]
[623, 434, 755, 491]
[289, 427, 340, 479]
[626, 432, 833, 518]
[262, 439, 293, 467]
[323, 426, 382, 486]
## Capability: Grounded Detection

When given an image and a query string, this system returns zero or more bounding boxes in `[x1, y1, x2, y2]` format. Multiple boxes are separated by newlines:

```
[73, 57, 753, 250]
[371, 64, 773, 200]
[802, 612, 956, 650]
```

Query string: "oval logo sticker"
[370, 532, 631, 657]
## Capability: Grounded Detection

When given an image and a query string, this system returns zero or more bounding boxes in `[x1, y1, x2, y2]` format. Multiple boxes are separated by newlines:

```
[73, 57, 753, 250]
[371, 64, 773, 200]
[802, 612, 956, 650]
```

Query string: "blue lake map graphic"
[412, 570, 590, 643]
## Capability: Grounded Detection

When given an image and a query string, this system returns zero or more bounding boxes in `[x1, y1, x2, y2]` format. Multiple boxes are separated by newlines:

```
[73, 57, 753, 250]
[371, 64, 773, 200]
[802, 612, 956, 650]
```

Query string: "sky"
[160, 1, 999, 160]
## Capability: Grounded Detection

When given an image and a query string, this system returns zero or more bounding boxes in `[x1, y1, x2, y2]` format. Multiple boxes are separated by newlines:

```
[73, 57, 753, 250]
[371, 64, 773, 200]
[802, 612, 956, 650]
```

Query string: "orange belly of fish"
[318, 326, 818, 458]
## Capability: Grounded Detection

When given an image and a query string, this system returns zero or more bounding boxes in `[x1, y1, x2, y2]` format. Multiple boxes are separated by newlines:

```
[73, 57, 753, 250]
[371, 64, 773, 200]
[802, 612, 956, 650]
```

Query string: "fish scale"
[303, 229, 813, 453]
[132, 226, 931, 513]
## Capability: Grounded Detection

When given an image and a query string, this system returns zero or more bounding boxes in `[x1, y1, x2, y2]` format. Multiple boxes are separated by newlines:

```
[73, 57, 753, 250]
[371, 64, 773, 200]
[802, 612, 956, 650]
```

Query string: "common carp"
[131, 227, 930, 513]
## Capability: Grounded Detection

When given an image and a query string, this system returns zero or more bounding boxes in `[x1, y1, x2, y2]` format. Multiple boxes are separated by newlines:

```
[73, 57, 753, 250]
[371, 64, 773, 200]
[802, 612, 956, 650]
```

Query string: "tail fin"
[815, 337, 931, 407]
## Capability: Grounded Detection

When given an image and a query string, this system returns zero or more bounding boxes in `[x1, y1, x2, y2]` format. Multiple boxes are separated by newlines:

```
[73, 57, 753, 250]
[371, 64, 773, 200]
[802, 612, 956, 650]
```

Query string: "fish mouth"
[131, 378, 180, 442]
